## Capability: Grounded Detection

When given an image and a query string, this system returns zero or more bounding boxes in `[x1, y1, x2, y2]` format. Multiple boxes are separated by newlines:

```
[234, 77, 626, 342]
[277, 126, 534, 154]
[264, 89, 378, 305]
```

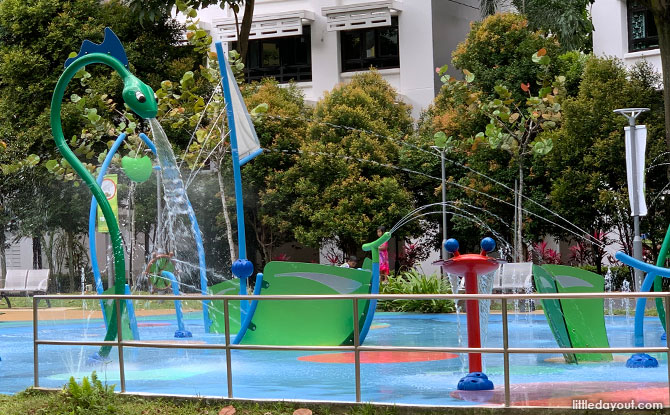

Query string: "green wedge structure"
[533, 265, 612, 362]
[215, 262, 374, 346]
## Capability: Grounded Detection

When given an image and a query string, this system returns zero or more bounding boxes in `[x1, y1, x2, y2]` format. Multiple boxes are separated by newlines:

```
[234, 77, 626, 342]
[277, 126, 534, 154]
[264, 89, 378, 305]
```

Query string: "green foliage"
[511, 0, 595, 52]
[452, 13, 562, 102]
[379, 271, 455, 313]
[556, 51, 588, 97]
[64, 371, 116, 414]
[240, 79, 311, 263]
[266, 71, 415, 255]
[544, 57, 667, 260]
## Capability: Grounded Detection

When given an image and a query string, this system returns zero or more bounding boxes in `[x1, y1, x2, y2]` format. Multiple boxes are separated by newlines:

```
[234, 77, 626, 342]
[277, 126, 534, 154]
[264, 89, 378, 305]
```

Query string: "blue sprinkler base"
[457, 372, 494, 391]
[174, 330, 193, 338]
[87, 352, 112, 366]
[626, 353, 658, 368]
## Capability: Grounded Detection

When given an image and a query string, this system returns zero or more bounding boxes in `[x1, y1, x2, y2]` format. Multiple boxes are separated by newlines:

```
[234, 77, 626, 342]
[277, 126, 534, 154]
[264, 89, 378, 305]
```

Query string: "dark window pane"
[262, 42, 280, 66]
[233, 25, 312, 83]
[627, 1, 659, 52]
[340, 16, 399, 72]
[365, 31, 376, 58]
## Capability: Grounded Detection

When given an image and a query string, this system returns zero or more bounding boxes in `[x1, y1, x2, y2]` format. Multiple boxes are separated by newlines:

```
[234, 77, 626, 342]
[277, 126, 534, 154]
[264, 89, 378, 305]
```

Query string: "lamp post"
[614, 107, 649, 291]
[433, 132, 449, 265]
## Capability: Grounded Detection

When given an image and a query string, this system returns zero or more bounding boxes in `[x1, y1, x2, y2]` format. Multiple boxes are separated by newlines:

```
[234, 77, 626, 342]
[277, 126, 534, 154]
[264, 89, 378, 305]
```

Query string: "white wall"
[592, 0, 663, 72]
[194, 0, 477, 118]
[431, 0, 480, 92]
[5, 236, 33, 270]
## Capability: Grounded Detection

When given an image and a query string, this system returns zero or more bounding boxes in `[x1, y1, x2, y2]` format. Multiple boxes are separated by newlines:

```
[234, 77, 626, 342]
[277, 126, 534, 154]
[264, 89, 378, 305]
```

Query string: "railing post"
[352, 298, 361, 403]
[224, 299, 233, 399]
[115, 298, 126, 393]
[33, 296, 39, 388]
[501, 297, 510, 407]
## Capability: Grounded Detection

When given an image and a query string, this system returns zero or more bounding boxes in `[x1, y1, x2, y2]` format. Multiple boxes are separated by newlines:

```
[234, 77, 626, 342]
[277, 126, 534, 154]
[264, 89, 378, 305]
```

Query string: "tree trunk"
[42, 234, 55, 277]
[251, 211, 271, 264]
[215, 159, 238, 262]
[650, 2, 670, 173]
[66, 231, 75, 292]
[32, 236, 42, 269]
[0, 231, 6, 288]
[238, 0, 255, 64]
[145, 231, 150, 263]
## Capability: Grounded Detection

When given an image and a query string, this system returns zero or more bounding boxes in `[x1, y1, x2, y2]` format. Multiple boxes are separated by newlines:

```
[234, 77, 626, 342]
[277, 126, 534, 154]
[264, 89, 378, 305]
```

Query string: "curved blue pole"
[88, 132, 163, 341]
[615, 251, 670, 347]
[232, 273, 264, 344]
[359, 264, 380, 344]
[215, 42, 248, 304]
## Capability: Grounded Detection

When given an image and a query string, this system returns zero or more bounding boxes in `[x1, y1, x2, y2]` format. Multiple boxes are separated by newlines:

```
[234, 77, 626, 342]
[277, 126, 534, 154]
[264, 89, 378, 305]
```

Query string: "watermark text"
[573, 399, 663, 411]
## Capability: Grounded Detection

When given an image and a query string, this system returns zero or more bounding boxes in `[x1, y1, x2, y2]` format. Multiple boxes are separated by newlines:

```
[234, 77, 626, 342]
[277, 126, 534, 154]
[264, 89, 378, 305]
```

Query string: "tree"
[452, 14, 562, 102]
[241, 79, 311, 264]
[637, 1, 670, 168]
[442, 14, 565, 260]
[125, 0, 256, 64]
[0, 0, 204, 290]
[543, 58, 668, 271]
[265, 72, 415, 256]
[479, 0, 595, 51]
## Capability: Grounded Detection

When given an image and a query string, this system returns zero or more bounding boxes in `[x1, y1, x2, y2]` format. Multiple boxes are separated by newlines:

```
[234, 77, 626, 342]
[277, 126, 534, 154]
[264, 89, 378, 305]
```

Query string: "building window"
[340, 16, 399, 72]
[236, 26, 312, 83]
[628, 1, 658, 52]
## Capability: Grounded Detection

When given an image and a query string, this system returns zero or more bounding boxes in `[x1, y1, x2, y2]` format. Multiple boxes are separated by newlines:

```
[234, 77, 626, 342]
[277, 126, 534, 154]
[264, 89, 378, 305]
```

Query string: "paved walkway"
[0, 307, 187, 322]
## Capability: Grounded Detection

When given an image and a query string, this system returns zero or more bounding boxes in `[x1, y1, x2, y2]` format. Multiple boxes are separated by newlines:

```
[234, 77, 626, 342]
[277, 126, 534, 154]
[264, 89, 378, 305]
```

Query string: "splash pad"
[34, 27, 670, 407]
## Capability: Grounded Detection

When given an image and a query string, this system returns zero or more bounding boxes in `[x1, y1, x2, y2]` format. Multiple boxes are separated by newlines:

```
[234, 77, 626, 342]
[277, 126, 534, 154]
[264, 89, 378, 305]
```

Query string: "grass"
[0, 387, 412, 415]
[0, 294, 200, 311]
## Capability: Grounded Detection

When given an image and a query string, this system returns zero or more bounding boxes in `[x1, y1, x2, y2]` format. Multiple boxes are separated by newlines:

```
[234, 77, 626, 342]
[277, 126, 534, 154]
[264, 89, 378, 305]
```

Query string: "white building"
[592, 0, 661, 71]
[195, 0, 480, 118]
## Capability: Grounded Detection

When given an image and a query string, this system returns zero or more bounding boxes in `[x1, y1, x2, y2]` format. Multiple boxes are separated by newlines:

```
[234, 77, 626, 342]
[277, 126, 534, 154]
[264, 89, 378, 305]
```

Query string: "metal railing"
[32, 292, 670, 407]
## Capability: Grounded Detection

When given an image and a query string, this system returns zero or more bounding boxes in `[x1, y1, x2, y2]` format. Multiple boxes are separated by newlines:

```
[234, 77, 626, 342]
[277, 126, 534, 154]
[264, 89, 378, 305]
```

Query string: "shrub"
[64, 371, 116, 414]
[379, 270, 455, 313]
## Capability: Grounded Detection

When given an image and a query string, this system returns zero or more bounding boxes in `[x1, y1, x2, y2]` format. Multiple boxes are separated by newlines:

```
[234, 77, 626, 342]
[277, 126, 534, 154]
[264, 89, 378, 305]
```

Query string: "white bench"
[0, 269, 51, 308]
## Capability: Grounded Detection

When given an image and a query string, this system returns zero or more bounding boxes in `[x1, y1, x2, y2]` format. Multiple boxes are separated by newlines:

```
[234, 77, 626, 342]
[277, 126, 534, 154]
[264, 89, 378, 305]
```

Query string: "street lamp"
[432, 132, 449, 264]
[614, 107, 649, 291]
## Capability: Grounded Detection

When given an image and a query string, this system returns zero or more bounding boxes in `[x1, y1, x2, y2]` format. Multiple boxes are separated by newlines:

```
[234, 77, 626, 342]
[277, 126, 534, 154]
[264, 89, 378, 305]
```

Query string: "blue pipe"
[215, 42, 248, 306]
[232, 273, 264, 344]
[359, 263, 380, 344]
[89, 132, 163, 340]
[615, 251, 670, 347]
[161, 270, 192, 338]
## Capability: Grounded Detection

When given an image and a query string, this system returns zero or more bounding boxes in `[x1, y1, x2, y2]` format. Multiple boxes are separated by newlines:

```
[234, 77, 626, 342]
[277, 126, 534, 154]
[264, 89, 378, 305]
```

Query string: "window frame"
[236, 25, 312, 84]
[339, 16, 399, 73]
[627, 1, 659, 52]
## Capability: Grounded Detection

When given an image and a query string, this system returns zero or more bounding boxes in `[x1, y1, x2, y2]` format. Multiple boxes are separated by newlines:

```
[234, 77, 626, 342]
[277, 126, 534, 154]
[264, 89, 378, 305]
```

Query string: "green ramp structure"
[208, 279, 242, 335]
[533, 265, 612, 363]
[208, 262, 373, 346]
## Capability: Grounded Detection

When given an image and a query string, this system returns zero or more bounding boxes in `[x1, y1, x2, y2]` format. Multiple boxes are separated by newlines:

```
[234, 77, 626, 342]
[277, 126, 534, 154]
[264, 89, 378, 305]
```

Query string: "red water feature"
[434, 246, 502, 374]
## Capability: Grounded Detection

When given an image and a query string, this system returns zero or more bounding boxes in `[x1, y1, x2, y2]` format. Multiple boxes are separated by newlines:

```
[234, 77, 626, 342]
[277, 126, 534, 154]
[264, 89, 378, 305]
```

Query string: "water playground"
[3, 28, 670, 410]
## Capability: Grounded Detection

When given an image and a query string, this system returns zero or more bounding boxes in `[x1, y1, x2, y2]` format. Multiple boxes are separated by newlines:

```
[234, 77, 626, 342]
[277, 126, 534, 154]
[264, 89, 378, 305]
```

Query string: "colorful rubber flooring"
[1, 310, 667, 406]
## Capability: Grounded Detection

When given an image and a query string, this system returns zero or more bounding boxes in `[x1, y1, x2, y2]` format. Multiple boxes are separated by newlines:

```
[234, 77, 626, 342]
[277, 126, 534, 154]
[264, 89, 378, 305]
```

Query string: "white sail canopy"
[222, 55, 262, 165]
[625, 125, 647, 216]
